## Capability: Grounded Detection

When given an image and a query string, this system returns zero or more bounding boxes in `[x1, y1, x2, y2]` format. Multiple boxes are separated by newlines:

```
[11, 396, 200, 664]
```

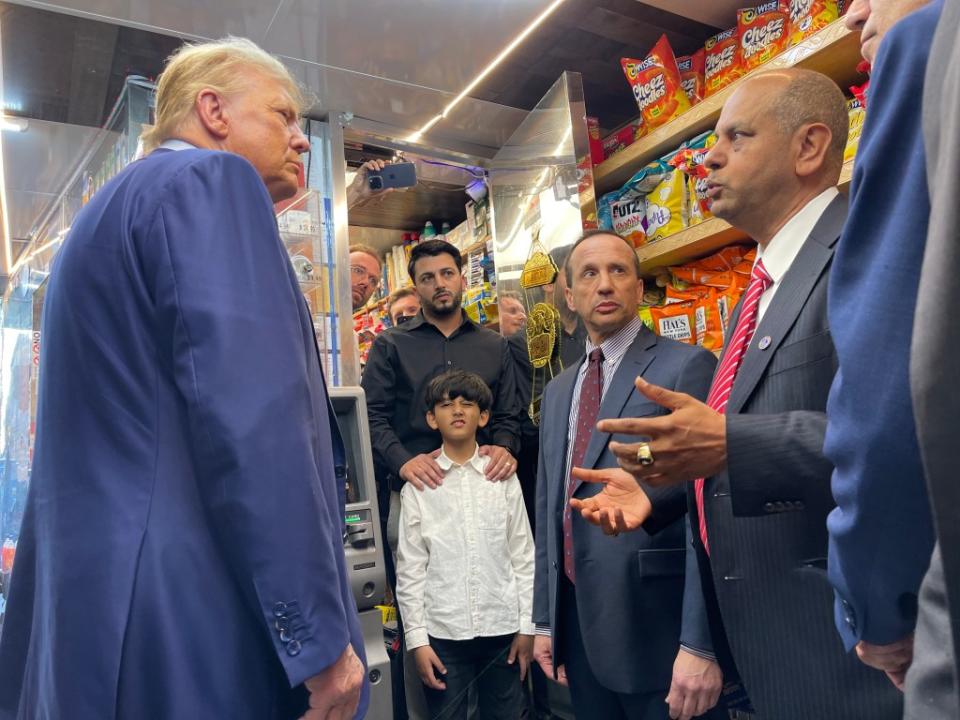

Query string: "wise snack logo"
[621, 35, 690, 132]
[704, 27, 743, 96]
[738, 1, 791, 70]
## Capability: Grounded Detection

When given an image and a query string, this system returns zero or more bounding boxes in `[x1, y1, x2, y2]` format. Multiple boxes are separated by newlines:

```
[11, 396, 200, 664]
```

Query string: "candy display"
[621, 35, 691, 133]
[705, 27, 744, 97]
[790, 0, 840, 44]
[738, 1, 792, 72]
[676, 49, 707, 107]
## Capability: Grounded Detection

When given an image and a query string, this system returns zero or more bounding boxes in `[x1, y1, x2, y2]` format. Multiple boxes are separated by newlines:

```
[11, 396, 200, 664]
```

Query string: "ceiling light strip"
[406, 0, 569, 142]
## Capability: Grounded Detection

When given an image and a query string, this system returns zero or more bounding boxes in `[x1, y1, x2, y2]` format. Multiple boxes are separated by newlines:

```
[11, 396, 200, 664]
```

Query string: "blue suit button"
[281, 628, 295, 643]
[287, 639, 302, 657]
[273, 602, 288, 618]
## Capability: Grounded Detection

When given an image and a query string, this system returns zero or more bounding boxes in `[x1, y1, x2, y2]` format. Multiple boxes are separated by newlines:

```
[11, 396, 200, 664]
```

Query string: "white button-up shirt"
[755, 186, 839, 322]
[396, 446, 536, 650]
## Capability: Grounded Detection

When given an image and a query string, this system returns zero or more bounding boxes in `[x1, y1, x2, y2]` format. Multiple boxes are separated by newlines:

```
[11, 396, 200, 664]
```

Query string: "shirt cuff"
[404, 627, 430, 651]
[680, 643, 717, 662]
[519, 619, 536, 636]
[535, 624, 552, 637]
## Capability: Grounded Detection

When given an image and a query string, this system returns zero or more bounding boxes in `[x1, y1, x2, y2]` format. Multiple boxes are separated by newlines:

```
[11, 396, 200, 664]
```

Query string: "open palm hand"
[568, 466, 653, 535]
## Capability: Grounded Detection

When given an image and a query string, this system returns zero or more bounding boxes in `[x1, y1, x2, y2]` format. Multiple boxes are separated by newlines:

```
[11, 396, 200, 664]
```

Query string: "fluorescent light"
[0, 117, 26, 132]
[405, 0, 569, 143]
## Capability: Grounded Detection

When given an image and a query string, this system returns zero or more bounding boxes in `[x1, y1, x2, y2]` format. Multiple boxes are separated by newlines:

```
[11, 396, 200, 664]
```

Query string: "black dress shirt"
[361, 311, 521, 488]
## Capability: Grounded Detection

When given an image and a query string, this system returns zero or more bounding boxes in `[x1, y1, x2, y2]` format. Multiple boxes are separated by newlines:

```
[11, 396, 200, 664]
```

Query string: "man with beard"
[361, 239, 522, 716]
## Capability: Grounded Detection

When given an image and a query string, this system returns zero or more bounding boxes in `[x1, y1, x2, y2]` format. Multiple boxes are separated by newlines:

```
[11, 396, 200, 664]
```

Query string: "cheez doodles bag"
[738, 1, 792, 72]
[704, 27, 743, 97]
[676, 49, 706, 106]
[621, 35, 691, 132]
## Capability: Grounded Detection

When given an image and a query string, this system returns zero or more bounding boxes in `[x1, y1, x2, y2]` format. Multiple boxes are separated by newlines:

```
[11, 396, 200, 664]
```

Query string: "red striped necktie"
[695, 259, 773, 554]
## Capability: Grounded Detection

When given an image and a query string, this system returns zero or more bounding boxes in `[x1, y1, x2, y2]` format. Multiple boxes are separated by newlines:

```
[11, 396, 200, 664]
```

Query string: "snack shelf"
[637, 158, 855, 275]
[593, 19, 863, 197]
[460, 240, 488, 257]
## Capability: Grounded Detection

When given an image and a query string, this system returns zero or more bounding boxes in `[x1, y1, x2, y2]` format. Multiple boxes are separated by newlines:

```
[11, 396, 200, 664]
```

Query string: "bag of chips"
[705, 27, 744, 97]
[610, 196, 648, 247]
[844, 95, 865, 163]
[619, 158, 671, 201]
[669, 265, 735, 288]
[638, 306, 655, 332]
[602, 119, 646, 159]
[650, 299, 698, 345]
[675, 132, 717, 226]
[676, 49, 706, 107]
[697, 290, 727, 351]
[693, 244, 750, 272]
[598, 188, 625, 231]
[739, 1, 792, 72]
[621, 35, 691, 133]
[789, 0, 840, 45]
[645, 169, 688, 242]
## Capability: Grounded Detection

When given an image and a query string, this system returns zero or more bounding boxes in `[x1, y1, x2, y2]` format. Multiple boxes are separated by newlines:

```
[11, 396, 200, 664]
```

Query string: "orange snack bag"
[704, 27, 743, 97]
[738, 1, 792, 71]
[676, 49, 706, 107]
[621, 35, 691, 132]
[670, 266, 735, 288]
[651, 300, 698, 345]
[790, 0, 840, 45]
[697, 290, 726, 350]
[693, 245, 751, 272]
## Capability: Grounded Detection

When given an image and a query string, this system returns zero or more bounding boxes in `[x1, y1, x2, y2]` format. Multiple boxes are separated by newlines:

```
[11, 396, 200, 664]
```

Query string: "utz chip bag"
[651, 300, 698, 345]
[621, 35, 691, 133]
[789, 0, 840, 45]
[610, 196, 647, 247]
[598, 188, 625, 231]
[738, 1, 791, 72]
[645, 169, 687, 242]
[705, 27, 743, 97]
[845, 95, 865, 162]
[676, 49, 706, 107]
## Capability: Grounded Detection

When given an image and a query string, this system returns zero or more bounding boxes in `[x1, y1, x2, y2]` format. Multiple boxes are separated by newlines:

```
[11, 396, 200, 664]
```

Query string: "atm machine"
[331, 386, 392, 719]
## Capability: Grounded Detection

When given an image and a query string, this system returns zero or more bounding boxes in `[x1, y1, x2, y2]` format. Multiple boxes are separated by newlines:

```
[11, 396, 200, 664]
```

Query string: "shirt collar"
[157, 139, 197, 152]
[436, 445, 486, 474]
[585, 315, 644, 366]
[757, 187, 839, 283]
[401, 309, 474, 334]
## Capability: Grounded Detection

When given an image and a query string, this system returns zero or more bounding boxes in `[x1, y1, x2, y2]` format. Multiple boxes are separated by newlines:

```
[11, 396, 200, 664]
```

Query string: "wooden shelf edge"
[594, 19, 862, 196]
[636, 158, 855, 274]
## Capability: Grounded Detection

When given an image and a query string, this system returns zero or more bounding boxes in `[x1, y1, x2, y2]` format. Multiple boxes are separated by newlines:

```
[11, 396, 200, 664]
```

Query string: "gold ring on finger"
[636, 442, 654, 466]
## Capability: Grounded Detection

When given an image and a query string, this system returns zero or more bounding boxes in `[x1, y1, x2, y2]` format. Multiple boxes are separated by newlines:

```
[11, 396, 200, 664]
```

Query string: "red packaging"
[621, 35, 691, 132]
[676, 49, 706, 106]
[789, 0, 840, 45]
[586, 116, 604, 166]
[601, 119, 645, 159]
[704, 27, 744, 97]
[738, 1, 792, 71]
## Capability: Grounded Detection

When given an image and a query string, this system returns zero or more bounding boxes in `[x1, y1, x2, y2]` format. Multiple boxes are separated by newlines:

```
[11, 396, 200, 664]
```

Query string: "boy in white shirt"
[396, 369, 535, 719]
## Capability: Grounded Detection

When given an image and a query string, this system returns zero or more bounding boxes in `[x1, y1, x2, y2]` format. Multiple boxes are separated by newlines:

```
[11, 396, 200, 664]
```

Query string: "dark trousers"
[558, 577, 725, 720]
[423, 634, 524, 720]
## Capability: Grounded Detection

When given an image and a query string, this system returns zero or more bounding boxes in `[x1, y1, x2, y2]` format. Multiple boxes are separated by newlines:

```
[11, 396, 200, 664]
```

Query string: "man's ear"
[795, 122, 832, 179]
[426, 410, 439, 431]
[195, 88, 230, 141]
[477, 409, 490, 428]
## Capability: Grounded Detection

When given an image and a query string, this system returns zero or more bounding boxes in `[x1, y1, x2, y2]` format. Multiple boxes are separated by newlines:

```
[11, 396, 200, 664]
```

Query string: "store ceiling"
[0, 0, 750, 267]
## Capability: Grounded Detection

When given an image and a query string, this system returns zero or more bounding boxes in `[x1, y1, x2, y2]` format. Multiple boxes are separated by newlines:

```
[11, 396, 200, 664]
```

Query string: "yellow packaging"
[645, 169, 687, 242]
[789, 0, 840, 46]
[845, 96, 865, 162]
[638, 306, 655, 332]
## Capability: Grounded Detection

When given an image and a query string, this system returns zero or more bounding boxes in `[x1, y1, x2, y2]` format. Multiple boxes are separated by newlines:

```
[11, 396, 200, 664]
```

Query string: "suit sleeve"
[148, 153, 353, 687]
[726, 411, 834, 516]
[490, 338, 522, 455]
[532, 390, 552, 631]
[360, 333, 413, 475]
[642, 347, 718, 535]
[679, 515, 716, 657]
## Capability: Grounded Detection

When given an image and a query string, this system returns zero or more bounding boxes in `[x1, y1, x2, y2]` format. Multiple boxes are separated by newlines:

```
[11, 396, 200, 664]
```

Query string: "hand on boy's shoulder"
[479, 445, 517, 482]
[400, 449, 444, 491]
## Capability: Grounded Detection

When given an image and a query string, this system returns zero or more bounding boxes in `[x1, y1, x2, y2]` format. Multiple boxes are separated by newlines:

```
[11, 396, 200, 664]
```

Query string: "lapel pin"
[758, 335, 772, 351]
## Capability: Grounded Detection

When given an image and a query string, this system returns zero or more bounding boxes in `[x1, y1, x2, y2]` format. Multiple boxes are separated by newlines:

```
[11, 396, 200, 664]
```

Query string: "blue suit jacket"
[0, 148, 368, 719]
[532, 326, 716, 695]
[825, 0, 941, 650]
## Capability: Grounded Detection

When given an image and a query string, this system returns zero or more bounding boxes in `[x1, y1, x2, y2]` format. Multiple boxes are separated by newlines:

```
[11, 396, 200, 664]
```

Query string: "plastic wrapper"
[844, 95, 865, 162]
[602, 119, 645, 159]
[598, 189, 624, 231]
[789, 0, 840, 45]
[676, 49, 706, 107]
[738, 1, 792, 72]
[610, 196, 648, 247]
[705, 27, 744, 97]
[651, 299, 698, 345]
[621, 35, 691, 132]
[645, 169, 687, 242]
[671, 132, 718, 226]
